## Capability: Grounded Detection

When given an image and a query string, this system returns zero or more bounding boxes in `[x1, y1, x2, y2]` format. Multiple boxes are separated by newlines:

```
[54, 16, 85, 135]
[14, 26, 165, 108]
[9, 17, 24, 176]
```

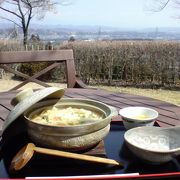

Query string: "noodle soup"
[30, 106, 103, 126]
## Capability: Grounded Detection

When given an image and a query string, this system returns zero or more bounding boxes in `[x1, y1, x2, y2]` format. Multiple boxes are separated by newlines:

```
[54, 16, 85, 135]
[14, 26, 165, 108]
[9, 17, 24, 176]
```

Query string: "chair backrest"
[0, 50, 79, 90]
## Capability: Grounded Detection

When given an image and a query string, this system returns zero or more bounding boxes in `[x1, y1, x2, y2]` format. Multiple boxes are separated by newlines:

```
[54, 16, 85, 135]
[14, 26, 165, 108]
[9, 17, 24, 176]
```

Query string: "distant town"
[0, 23, 180, 45]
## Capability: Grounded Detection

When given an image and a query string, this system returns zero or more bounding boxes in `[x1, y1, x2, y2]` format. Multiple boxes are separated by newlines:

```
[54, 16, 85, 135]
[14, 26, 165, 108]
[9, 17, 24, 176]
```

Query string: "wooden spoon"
[10, 143, 123, 171]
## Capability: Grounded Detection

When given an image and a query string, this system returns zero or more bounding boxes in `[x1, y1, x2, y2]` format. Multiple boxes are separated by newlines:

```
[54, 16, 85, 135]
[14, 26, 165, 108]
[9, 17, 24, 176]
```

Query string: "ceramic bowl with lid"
[3, 87, 118, 151]
[24, 98, 118, 151]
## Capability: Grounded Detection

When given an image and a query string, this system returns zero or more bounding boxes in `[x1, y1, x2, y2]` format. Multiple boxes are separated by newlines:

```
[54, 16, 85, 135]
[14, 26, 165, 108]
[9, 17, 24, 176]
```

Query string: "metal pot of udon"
[24, 98, 118, 151]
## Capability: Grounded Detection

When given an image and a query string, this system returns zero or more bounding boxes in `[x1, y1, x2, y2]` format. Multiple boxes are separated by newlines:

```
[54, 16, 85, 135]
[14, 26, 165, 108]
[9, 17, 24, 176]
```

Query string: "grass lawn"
[0, 74, 179, 106]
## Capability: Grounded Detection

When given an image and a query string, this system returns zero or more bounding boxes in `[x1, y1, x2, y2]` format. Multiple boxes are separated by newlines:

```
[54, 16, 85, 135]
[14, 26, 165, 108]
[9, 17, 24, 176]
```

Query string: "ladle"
[10, 143, 123, 171]
[124, 126, 180, 164]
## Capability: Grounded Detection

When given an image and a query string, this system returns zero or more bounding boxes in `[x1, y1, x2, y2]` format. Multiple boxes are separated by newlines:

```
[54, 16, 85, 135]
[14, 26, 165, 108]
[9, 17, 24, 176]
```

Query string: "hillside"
[0, 23, 180, 42]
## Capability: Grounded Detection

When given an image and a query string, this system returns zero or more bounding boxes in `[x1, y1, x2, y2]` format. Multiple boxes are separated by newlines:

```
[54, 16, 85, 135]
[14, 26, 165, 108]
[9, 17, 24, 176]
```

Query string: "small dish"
[119, 106, 158, 130]
[124, 126, 180, 164]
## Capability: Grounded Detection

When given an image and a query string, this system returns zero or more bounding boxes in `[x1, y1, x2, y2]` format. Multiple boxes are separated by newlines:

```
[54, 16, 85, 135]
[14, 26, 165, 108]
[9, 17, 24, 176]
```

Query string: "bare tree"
[0, 0, 66, 45]
[146, 0, 180, 13]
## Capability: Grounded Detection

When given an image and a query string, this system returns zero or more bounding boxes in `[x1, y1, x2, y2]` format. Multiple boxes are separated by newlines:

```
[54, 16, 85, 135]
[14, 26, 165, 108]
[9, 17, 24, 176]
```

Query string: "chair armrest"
[73, 77, 88, 88]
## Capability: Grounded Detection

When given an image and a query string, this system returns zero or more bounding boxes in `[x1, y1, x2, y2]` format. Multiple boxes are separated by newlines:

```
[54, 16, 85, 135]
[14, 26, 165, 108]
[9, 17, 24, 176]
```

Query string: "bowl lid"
[2, 87, 65, 133]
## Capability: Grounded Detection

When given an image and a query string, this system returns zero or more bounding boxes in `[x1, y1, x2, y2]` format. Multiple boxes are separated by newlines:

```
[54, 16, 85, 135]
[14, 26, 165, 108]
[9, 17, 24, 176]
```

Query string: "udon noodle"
[31, 106, 102, 126]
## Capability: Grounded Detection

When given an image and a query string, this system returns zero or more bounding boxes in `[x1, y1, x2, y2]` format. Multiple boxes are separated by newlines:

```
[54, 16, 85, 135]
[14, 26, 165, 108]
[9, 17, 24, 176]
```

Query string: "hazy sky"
[1, 0, 180, 29]
[36, 0, 180, 28]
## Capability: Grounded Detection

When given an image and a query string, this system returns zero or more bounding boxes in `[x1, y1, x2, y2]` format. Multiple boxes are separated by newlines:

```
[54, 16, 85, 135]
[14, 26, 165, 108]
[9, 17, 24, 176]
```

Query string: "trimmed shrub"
[60, 40, 180, 88]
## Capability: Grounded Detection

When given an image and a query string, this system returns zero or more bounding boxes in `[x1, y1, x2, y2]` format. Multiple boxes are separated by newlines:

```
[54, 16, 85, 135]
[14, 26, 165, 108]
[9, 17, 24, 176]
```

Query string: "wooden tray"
[0, 121, 180, 179]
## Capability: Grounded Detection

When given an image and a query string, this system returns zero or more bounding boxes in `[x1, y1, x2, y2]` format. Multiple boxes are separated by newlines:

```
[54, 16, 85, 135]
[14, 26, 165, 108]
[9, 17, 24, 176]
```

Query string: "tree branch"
[0, 0, 58, 45]
[16, 0, 27, 30]
[0, 16, 22, 28]
[153, 0, 171, 12]
[0, 6, 22, 19]
[4, 0, 17, 5]
[26, 4, 32, 28]
[17, 0, 25, 18]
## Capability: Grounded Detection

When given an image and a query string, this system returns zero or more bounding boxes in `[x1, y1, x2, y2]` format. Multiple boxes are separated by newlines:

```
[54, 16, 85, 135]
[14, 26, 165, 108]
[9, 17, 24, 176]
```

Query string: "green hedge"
[60, 40, 180, 88]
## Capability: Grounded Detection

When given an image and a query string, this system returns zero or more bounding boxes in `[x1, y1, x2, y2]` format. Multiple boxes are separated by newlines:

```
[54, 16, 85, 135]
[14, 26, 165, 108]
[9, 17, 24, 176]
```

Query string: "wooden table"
[0, 88, 180, 130]
[0, 88, 180, 179]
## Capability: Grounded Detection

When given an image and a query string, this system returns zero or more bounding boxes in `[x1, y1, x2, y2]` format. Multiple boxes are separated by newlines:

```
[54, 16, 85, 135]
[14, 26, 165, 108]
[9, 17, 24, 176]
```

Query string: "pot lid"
[3, 87, 65, 133]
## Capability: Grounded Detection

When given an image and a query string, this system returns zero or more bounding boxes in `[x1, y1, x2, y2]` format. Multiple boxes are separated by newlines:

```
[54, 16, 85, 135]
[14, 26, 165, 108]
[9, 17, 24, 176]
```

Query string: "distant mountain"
[142, 27, 180, 33]
[0, 22, 180, 42]
[0, 22, 180, 33]
[0, 22, 120, 31]
[31, 24, 180, 33]
[30, 24, 125, 32]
